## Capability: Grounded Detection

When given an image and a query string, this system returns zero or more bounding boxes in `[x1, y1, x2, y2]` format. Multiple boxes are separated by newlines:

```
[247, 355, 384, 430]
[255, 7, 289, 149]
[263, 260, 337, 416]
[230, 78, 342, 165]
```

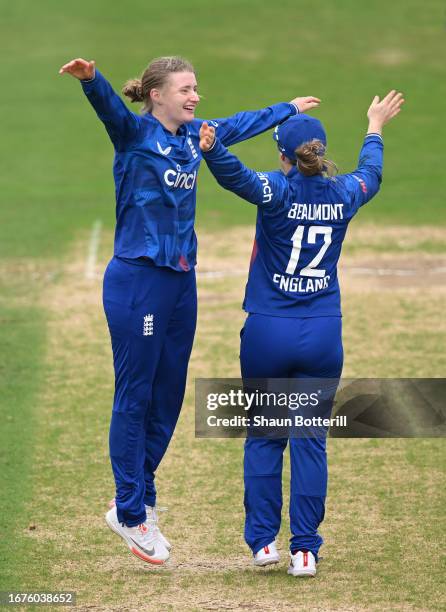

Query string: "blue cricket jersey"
[81, 70, 297, 271]
[202, 133, 383, 316]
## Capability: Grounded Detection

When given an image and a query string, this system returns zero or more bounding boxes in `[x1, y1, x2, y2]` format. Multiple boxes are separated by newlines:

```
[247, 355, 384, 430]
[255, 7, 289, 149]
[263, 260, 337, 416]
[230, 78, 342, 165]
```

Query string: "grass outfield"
[0, 226, 445, 610]
[0, 0, 445, 260]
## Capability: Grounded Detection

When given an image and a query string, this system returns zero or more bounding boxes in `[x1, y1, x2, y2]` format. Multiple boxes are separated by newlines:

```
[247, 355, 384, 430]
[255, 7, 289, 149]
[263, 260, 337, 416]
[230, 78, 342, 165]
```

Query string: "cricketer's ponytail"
[122, 79, 144, 103]
[295, 139, 338, 177]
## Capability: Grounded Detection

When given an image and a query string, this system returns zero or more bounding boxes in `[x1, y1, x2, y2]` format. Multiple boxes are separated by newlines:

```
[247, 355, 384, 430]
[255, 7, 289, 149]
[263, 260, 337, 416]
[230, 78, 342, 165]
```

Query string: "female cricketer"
[199, 90, 404, 576]
[59, 56, 320, 564]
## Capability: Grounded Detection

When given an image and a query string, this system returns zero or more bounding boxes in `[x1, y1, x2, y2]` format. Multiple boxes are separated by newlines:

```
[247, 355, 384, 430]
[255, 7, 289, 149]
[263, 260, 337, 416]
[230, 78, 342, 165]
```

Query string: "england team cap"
[273, 114, 327, 162]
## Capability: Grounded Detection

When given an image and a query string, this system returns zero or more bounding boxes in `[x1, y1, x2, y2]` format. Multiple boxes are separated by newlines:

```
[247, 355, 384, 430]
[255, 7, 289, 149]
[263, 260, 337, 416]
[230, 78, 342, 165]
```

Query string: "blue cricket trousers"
[103, 256, 197, 527]
[240, 313, 343, 559]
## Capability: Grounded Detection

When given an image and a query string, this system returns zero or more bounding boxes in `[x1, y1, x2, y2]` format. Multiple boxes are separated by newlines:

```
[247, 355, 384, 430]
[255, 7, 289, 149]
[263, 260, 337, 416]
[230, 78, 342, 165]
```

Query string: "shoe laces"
[137, 522, 149, 535]
[146, 505, 168, 524]
[145, 505, 158, 524]
[132, 520, 156, 544]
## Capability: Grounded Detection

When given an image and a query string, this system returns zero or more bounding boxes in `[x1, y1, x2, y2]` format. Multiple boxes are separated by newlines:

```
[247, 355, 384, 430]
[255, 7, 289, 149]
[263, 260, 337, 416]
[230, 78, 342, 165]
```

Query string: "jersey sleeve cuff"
[289, 102, 299, 115]
[80, 69, 101, 90]
[365, 132, 383, 142]
[202, 138, 226, 159]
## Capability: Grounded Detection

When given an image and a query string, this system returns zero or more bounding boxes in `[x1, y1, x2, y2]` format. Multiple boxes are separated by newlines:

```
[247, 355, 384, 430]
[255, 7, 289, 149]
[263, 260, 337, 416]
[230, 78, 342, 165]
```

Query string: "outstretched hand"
[199, 122, 216, 152]
[367, 90, 404, 131]
[290, 96, 321, 113]
[59, 58, 96, 80]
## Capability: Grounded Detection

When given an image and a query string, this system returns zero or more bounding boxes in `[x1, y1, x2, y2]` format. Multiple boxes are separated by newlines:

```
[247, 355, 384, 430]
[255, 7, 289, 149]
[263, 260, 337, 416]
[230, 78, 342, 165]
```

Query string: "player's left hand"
[199, 122, 216, 152]
[290, 96, 321, 113]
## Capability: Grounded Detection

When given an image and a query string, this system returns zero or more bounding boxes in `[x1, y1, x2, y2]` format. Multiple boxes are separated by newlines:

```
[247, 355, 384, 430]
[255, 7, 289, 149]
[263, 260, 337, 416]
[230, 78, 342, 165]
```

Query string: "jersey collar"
[287, 166, 326, 182]
[143, 112, 188, 137]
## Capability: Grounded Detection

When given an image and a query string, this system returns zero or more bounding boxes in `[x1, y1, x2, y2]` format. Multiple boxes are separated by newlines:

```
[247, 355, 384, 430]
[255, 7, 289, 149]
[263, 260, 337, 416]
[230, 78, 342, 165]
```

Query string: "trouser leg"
[240, 314, 291, 554]
[103, 258, 178, 527]
[244, 437, 287, 554]
[289, 436, 327, 559]
[143, 270, 197, 507]
[288, 317, 343, 558]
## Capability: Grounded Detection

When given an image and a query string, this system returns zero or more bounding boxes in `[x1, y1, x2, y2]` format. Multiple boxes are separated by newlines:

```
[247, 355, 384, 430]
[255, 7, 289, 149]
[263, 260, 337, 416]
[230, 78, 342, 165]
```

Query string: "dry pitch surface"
[9, 224, 446, 611]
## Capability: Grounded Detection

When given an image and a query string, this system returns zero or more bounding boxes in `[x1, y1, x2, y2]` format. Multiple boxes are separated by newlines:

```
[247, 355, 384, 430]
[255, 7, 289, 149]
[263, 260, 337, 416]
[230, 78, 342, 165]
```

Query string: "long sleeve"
[337, 134, 384, 217]
[81, 70, 141, 150]
[203, 139, 287, 208]
[208, 102, 297, 147]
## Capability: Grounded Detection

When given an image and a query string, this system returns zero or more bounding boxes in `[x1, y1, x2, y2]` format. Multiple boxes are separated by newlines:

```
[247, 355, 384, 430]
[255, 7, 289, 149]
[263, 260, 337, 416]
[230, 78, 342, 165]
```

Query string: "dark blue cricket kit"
[81, 71, 298, 526]
[203, 132, 383, 556]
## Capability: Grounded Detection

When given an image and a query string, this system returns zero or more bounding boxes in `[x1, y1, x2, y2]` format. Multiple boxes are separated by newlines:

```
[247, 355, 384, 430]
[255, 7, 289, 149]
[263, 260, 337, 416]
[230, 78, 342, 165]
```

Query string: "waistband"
[116, 256, 157, 268]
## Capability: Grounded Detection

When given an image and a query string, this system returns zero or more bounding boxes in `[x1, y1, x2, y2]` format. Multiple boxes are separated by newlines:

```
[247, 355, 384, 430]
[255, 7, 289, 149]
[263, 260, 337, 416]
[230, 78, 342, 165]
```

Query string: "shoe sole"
[254, 557, 280, 567]
[287, 567, 316, 577]
[105, 513, 168, 565]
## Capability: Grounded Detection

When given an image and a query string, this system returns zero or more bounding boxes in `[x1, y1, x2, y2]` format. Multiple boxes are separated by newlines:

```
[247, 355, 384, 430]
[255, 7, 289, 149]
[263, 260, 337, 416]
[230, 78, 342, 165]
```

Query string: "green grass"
[0, 301, 46, 588]
[0, 0, 445, 258]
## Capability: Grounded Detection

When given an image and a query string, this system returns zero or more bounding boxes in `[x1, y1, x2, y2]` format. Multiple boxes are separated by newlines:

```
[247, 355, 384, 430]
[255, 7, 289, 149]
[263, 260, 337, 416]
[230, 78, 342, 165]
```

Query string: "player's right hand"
[59, 58, 96, 80]
[367, 90, 404, 127]
[199, 122, 216, 152]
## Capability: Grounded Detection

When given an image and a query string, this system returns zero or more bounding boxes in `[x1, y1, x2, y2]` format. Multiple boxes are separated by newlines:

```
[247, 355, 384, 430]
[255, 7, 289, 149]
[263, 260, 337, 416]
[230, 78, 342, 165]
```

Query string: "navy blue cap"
[273, 114, 327, 162]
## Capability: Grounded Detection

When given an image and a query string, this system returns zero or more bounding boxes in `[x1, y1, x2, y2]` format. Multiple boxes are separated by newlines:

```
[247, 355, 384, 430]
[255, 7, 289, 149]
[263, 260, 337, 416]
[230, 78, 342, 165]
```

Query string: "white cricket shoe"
[108, 498, 172, 551]
[287, 550, 317, 577]
[253, 541, 280, 566]
[105, 506, 169, 565]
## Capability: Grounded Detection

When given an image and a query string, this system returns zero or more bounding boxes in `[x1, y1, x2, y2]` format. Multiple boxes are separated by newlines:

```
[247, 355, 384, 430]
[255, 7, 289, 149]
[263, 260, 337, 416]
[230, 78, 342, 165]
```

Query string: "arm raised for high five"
[367, 89, 404, 135]
[59, 57, 96, 81]
[200, 122, 288, 208]
[341, 90, 405, 216]
[59, 58, 140, 150]
[206, 96, 321, 148]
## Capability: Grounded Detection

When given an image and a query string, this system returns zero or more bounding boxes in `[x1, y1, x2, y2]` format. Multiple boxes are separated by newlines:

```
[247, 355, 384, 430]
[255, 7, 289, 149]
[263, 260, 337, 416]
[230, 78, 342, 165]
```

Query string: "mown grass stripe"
[0, 305, 46, 589]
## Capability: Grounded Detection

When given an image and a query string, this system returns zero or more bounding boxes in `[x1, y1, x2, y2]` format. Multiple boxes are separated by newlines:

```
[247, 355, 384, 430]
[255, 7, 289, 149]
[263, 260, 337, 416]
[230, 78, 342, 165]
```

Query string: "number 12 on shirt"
[286, 225, 332, 277]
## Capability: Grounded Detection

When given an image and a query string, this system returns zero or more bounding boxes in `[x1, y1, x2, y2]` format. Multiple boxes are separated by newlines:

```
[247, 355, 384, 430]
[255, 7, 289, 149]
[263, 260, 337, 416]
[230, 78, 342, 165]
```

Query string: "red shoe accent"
[138, 523, 148, 534]
[303, 552, 308, 567]
[264, 545, 270, 554]
[131, 547, 164, 565]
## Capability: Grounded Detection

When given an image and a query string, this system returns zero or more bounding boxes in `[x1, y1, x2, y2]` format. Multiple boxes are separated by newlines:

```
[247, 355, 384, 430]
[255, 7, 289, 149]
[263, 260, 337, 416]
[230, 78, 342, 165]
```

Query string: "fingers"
[370, 91, 404, 115]
[59, 58, 84, 74]
[58, 58, 94, 77]
[199, 122, 215, 151]
[383, 92, 405, 115]
[199, 121, 209, 139]
[381, 91, 404, 108]
[290, 96, 321, 113]
[382, 89, 397, 103]
[389, 107, 402, 120]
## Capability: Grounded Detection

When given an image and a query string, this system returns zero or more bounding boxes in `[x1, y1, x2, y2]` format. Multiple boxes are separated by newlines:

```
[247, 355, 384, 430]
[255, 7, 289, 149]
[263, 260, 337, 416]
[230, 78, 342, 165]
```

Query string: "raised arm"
[59, 58, 140, 150]
[339, 90, 404, 215]
[199, 122, 287, 208]
[209, 96, 321, 147]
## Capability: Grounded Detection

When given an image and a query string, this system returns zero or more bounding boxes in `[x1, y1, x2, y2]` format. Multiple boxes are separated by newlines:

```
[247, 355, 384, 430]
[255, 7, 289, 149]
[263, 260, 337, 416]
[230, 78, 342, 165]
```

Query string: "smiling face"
[150, 71, 200, 132]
